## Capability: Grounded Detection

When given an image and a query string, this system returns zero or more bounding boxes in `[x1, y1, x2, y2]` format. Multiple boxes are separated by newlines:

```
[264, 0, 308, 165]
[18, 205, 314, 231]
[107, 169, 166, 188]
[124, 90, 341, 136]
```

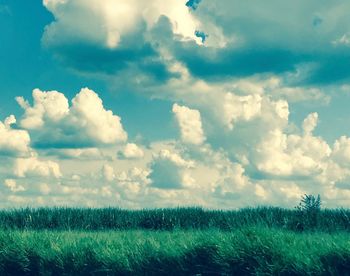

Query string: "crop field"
[0, 207, 349, 275]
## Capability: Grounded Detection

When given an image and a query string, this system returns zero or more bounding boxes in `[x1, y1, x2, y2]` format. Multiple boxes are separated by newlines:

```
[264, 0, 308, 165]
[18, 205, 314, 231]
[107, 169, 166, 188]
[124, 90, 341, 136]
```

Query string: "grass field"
[0, 206, 349, 232]
[0, 227, 349, 275]
[0, 207, 349, 275]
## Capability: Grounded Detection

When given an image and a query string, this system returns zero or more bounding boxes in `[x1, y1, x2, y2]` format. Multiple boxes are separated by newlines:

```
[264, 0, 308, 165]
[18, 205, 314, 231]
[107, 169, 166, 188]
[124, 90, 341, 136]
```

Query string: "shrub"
[295, 194, 322, 231]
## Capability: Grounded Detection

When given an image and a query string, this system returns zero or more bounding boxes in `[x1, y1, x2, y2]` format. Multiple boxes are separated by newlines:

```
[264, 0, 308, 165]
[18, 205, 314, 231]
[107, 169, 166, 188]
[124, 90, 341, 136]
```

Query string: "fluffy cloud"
[0, 115, 31, 156]
[254, 113, 331, 177]
[44, 148, 103, 160]
[14, 157, 61, 178]
[173, 0, 350, 84]
[41, 0, 350, 88]
[149, 149, 195, 189]
[4, 179, 25, 193]
[102, 164, 116, 182]
[42, 0, 204, 79]
[16, 88, 127, 148]
[118, 143, 144, 159]
[4, 0, 350, 208]
[332, 136, 350, 166]
[43, 0, 201, 48]
[172, 103, 205, 145]
[303, 112, 318, 134]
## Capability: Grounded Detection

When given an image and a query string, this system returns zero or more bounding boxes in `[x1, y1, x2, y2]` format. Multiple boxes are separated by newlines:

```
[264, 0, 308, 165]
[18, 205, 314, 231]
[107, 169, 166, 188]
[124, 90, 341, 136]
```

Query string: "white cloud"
[302, 112, 318, 135]
[255, 113, 331, 177]
[172, 103, 205, 145]
[118, 143, 144, 159]
[102, 164, 115, 182]
[4, 179, 25, 193]
[70, 88, 127, 144]
[43, 0, 203, 49]
[280, 183, 305, 200]
[16, 88, 127, 148]
[0, 115, 31, 156]
[332, 136, 350, 166]
[14, 157, 61, 178]
[39, 183, 51, 195]
[149, 149, 195, 189]
[16, 88, 69, 129]
[332, 33, 350, 46]
[223, 93, 262, 130]
[45, 148, 103, 160]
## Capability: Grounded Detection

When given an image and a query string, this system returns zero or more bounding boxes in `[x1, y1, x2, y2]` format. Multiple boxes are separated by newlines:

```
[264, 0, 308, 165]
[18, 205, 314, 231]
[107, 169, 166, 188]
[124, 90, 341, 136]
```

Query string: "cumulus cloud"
[303, 112, 318, 135]
[171, 0, 350, 84]
[43, 0, 202, 48]
[41, 0, 205, 80]
[102, 164, 116, 182]
[44, 148, 104, 160]
[4, 179, 25, 193]
[118, 143, 144, 159]
[14, 157, 61, 178]
[332, 136, 350, 166]
[4, 0, 350, 209]
[149, 149, 195, 189]
[172, 103, 205, 145]
[255, 113, 331, 177]
[16, 88, 127, 148]
[0, 115, 31, 157]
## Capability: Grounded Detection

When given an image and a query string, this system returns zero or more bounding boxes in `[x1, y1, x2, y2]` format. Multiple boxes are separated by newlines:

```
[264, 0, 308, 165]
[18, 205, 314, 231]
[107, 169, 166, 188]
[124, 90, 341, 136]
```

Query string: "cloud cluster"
[118, 143, 144, 159]
[149, 149, 195, 189]
[2, 1, 350, 208]
[172, 103, 205, 145]
[14, 157, 61, 178]
[0, 115, 31, 157]
[42, 0, 203, 80]
[16, 88, 127, 148]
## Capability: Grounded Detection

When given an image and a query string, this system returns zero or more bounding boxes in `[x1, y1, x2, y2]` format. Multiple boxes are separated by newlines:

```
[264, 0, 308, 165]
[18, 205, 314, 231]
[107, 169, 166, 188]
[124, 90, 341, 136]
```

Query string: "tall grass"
[0, 207, 349, 232]
[0, 228, 349, 275]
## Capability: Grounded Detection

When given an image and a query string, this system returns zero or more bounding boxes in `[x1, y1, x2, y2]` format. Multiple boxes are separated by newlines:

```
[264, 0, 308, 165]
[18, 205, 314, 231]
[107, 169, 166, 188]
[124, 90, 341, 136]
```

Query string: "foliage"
[0, 206, 349, 232]
[0, 228, 349, 275]
[296, 194, 322, 213]
[294, 194, 322, 231]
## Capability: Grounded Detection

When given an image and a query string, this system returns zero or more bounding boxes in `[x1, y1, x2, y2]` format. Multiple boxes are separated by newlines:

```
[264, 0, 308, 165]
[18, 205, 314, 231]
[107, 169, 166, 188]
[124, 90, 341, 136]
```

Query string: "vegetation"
[0, 205, 349, 232]
[0, 227, 349, 275]
[0, 196, 348, 274]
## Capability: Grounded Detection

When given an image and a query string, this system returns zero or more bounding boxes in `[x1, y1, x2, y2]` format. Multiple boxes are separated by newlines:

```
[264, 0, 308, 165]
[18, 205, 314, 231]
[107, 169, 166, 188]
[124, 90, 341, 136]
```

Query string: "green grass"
[0, 206, 349, 232]
[0, 227, 349, 275]
[0, 207, 349, 274]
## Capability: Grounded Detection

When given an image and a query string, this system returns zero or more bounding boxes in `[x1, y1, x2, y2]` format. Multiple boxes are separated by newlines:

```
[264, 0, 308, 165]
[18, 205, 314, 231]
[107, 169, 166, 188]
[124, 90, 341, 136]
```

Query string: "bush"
[295, 194, 322, 231]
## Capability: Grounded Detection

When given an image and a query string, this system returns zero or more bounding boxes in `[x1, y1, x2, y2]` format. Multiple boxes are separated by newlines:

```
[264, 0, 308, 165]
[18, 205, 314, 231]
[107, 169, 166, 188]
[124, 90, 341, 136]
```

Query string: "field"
[0, 207, 349, 275]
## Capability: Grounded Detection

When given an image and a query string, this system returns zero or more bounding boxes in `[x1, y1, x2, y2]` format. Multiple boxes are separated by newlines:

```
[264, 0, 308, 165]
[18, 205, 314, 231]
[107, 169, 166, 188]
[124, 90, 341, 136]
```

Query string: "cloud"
[302, 112, 318, 134]
[40, 0, 350, 88]
[168, 0, 350, 85]
[4, 179, 25, 193]
[254, 113, 331, 177]
[332, 136, 350, 167]
[14, 157, 61, 178]
[332, 33, 350, 46]
[0, 115, 31, 157]
[172, 103, 205, 145]
[102, 164, 116, 182]
[118, 143, 144, 159]
[16, 88, 127, 148]
[43, 148, 104, 160]
[42, 0, 202, 79]
[149, 149, 195, 189]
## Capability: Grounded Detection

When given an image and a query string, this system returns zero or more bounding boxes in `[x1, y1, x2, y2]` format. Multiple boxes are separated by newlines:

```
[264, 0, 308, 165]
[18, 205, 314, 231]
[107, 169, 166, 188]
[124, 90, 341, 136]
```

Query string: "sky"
[1, 0, 350, 209]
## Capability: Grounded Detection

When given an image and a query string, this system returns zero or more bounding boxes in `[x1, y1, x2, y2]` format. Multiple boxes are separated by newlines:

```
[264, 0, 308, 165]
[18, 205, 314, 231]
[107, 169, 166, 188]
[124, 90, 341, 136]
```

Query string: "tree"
[296, 194, 322, 213]
[294, 194, 322, 231]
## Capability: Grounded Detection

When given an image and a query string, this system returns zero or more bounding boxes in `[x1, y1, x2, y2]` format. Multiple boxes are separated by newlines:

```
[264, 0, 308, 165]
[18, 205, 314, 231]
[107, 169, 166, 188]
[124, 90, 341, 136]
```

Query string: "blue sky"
[1, 0, 350, 208]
